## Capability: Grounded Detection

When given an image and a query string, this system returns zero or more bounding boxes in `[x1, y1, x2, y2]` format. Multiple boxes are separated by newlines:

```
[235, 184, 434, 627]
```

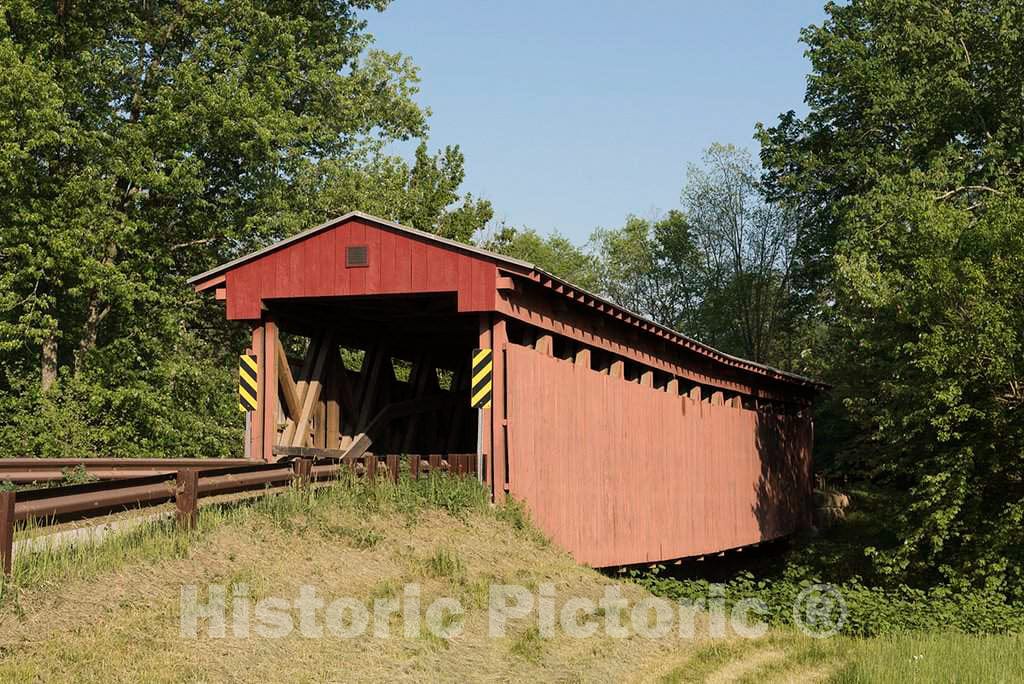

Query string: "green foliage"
[757, 0, 1024, 598]
[583, 146, 806, 368]
[0, 1, 491, 456]
[633, 485, 1023, 637]
[635, 568, 1024, 638]
[481, 225, 601, 292]
[589, 210, 702, 337]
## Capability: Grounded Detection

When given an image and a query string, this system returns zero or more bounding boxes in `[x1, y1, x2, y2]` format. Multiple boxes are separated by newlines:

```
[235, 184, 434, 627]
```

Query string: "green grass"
[832, 631, 1024, 683]
[658, 628, 1024, 683]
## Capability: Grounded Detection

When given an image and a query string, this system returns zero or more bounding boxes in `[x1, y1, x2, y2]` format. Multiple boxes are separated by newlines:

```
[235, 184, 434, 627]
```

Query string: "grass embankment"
[0, 474, 707, 682]
[0, 475, 1019, 682]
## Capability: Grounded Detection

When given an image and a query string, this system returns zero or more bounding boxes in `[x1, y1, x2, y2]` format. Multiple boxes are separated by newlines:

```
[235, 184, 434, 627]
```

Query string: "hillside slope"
[0, 476, 844, 683]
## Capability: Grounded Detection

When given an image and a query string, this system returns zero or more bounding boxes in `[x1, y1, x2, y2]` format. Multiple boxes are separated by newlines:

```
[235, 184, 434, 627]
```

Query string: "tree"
[0, 1, 490, 456]
[481, 225, 601, 292]
[758, 0, 1024, 596]
[682, 144, 801, 364]
[589, 211, 702, 333]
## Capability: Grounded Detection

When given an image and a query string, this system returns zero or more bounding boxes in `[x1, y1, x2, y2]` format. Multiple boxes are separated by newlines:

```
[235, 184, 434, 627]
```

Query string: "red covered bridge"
[189, 211, 824, 567]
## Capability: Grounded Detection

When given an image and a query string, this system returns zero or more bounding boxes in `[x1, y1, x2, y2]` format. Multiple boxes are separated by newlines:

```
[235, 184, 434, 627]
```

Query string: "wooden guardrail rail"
[0, 458, 255, 484]
[0, 453, 476, 575]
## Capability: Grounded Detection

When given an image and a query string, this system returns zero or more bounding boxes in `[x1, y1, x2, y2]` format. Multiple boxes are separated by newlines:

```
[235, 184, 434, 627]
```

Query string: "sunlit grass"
[0, 470, 492, 611]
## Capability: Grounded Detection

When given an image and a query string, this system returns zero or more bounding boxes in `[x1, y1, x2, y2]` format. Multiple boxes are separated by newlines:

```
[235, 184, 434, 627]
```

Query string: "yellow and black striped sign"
[471, 348, 493, 409]
[239, 354, 258, 412]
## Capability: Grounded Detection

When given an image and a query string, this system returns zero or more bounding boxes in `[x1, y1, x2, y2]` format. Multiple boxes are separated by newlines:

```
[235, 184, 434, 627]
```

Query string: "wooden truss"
[258, 329, 472, 464]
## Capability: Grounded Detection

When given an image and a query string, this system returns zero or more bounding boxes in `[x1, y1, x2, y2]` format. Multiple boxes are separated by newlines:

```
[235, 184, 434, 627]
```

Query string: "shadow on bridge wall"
[751, 407, 814, 542]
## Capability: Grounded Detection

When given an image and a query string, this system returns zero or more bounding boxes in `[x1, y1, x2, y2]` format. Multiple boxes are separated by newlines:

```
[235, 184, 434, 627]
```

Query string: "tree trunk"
[76, 297, 110, 372]
[41, 333, 58, 392]
[76, 242, 117, 373]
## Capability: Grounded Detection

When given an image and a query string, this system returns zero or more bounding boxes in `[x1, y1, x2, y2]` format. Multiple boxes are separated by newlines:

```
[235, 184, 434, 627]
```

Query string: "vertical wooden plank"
[0, 491, 14, 576]
[365, 223, 383, 293]
[291, 457, 313, 486]
[349, 221, 367, 294]
[535, 333, 553, 357]
[326, 348, 341, 449]
[574, 347, 591, 368]
[386, 454, 400, 483]
[333, 223, 351, 295]
[393, 228, 412, 291]
[250, 324, 266, 462]
[640, 370, 654, 388]
[176, 469, 198, 530]
[365, 452, 377, 482]
[457, 256, 473, 311]
[262, 318, 279, 461]
[478, 315, 493, 493]
[501, 343, 812, 567]
[609, 359, 624, 378]
[411, 237, 428, 291]
[492, 317, 508, 502]
[666, 378, 679, 394]
[378, 229, 398, 293]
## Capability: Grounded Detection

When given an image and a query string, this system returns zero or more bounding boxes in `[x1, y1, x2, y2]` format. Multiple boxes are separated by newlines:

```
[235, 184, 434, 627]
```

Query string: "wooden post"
[365, 452, 377, 482]
[667, 378, 679, 394]
[386, 455, 400, 483]
[610, 359, 624, 378]
[689, 386, 702, 402]
[535, 333, 553, 356]
[0, 491, 15, 576]
[326, 348, 341, 449]
[492, 317, 508, 503]
[291, 457, 313, 486]
[261, 318, 279, 461]
[478, 315, 493, 492]
[176, 469, 199, 530]
[640, 370, 654, 388]
[574, 346, 591, 368]
[250, 325, 266, 462]
[290, 333, 332, 448]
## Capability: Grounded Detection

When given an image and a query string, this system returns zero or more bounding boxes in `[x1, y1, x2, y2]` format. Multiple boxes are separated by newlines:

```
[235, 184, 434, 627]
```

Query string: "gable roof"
[189, 211, 826, 392]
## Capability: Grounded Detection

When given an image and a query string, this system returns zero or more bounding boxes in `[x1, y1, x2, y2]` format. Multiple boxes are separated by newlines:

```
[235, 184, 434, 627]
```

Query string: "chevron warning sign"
[238, 353, 258, 412]
[471, 348, 493, 409]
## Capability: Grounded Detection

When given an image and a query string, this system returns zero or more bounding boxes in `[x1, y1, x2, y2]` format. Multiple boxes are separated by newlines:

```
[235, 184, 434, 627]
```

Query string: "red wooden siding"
[224, 218, 496, 320]
[505, 344, 812, 567]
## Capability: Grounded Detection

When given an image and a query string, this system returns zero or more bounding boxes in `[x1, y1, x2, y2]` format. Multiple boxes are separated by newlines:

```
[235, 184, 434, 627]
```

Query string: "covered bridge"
[189, 211, 825, 567]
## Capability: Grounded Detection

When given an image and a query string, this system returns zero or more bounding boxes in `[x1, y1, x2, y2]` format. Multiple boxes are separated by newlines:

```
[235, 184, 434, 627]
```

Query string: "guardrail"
[0, 453, 476, 575]
[0, 458, 256, 483]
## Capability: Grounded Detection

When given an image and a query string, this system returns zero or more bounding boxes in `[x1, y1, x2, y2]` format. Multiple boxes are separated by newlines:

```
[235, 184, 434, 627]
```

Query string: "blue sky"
[365, 1, 828, 243]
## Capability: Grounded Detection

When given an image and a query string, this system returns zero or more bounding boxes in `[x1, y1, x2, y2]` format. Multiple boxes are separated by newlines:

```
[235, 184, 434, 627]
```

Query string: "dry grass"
[0, 477, 1015, 683]
[0, 477, 720, 683]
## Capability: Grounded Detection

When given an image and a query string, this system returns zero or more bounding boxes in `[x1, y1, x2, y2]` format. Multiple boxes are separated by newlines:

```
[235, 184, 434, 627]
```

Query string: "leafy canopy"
[758, 0, 1024, 596]
[0, 0, 490, 456]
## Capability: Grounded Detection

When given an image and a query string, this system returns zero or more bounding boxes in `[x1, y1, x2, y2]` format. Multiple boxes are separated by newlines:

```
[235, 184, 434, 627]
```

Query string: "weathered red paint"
[223, 217, 497, 320]
[505, 345, 812, 567]
[192, 212, 823, 567]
